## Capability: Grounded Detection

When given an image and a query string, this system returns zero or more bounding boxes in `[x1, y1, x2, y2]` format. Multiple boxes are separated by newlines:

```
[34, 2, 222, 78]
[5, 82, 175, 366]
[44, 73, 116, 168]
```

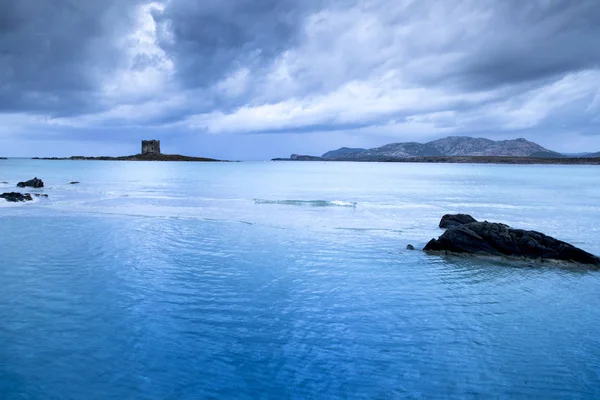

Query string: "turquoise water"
[1, 160, 600, 399]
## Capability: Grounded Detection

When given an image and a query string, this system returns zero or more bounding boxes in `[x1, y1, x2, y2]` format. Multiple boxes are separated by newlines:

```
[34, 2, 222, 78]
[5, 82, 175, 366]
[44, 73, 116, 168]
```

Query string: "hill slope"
[323, 137, 561, 160]
[322, 147, 366, 158]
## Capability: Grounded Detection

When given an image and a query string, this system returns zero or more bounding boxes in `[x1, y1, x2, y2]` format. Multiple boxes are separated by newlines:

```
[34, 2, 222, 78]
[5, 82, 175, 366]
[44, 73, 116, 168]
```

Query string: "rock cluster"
[424, 214, 600, 266]
[1, 192, 33, 202]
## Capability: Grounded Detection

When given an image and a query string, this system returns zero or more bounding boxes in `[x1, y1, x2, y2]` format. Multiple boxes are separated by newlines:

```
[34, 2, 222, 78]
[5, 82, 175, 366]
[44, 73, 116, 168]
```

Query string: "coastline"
[32, 153, 225, 162]
[272, 156, 600, 165]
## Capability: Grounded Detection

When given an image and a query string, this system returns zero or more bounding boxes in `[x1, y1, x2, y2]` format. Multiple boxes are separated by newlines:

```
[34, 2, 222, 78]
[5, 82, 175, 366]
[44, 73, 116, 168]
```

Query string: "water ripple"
[2, 162, 600, 399]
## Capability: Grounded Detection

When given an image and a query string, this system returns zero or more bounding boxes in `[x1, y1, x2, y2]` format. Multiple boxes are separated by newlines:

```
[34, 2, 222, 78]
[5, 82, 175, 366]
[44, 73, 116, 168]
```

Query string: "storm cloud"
[1, 0, 599, 158]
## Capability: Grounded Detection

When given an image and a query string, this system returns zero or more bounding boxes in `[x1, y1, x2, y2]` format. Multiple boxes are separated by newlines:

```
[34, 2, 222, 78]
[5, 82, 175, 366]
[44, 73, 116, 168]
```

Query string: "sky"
[1, 0, 599, 159]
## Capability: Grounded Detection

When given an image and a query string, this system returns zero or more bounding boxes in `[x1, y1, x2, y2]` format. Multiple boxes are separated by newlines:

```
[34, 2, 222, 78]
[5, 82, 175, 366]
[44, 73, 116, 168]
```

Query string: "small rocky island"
[33, 140, 224, 162]
[424, 214, 600, 267]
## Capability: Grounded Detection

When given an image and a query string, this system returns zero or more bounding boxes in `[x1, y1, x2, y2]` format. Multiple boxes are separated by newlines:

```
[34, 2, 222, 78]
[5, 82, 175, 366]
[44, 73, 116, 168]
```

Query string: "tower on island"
[141, 140, 161, 155]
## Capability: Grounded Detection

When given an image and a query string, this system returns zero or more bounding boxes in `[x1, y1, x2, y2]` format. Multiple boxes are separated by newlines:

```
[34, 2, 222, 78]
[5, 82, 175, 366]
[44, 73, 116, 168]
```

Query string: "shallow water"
[1, 160, 599, 399]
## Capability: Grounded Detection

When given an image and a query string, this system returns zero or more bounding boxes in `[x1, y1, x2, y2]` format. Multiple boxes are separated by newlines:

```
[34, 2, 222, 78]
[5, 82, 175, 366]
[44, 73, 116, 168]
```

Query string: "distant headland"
[273, 136, 600, 165]
[32, 140, 225, 162]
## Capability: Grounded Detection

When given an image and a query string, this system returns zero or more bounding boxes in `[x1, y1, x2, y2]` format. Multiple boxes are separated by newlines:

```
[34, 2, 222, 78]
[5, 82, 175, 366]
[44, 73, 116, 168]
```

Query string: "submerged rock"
[1, 192, 33, 202]
[70, 181, 80, 184]
[424, 214, 600, 266]
[406, 244, 415, 250]
[17, 177, 44, 188]
[34, 193, 48, 198]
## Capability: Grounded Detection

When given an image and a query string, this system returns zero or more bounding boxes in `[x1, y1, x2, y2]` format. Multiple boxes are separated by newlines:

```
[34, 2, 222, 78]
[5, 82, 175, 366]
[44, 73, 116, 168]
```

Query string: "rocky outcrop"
[17, 177, 44, 188]
[439, 214, 477, 229]
[1, 192, 33, 202]
[424, 214, 600, 266]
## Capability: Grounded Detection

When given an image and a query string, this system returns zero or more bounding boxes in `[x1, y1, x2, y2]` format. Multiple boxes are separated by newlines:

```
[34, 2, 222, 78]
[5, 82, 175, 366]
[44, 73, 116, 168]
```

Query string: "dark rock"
[439, 213, 478, 228]
[17, 177, 44, 188]
[33, 194, 48, 198]
[406, 244, 415, 250]
[70, 181, 80, 184]
[424, 214, 600, 266]
[1, 192, 33, 202]
[1, 181, 8, 184]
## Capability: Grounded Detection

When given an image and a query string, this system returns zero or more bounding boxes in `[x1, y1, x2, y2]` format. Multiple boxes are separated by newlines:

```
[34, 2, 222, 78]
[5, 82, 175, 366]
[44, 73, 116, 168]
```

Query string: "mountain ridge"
[321, 147, 367, 159]
[321, 136, 562, 160]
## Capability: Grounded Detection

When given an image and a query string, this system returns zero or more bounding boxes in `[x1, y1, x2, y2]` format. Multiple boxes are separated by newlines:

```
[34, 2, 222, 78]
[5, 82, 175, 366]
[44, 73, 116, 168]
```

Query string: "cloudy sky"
[1, 0, 599, 159]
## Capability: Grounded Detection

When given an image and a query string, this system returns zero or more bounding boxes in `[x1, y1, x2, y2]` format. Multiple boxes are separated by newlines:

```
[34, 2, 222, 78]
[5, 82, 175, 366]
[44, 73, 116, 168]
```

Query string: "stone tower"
[141, 140, 161, 155]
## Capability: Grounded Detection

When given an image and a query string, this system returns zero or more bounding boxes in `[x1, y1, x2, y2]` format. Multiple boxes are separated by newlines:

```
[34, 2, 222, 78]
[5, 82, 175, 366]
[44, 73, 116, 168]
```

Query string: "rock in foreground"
[424, 214, 600, 266]
[17, 177, 44, 188]
[1, 192, 33, 202]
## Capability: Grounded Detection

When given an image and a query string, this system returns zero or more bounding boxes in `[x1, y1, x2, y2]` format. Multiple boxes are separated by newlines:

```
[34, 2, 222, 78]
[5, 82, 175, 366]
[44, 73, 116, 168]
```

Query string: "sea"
[1, 159, 599, 399]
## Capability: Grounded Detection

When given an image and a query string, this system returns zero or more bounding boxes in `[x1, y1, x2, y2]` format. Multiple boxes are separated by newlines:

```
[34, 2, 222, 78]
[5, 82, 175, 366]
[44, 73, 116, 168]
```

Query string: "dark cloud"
[0, 0, 142, 115]
[457, 0, 600, 88]
[152, 0, 324, 89]
[0, 0, 599, 157]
